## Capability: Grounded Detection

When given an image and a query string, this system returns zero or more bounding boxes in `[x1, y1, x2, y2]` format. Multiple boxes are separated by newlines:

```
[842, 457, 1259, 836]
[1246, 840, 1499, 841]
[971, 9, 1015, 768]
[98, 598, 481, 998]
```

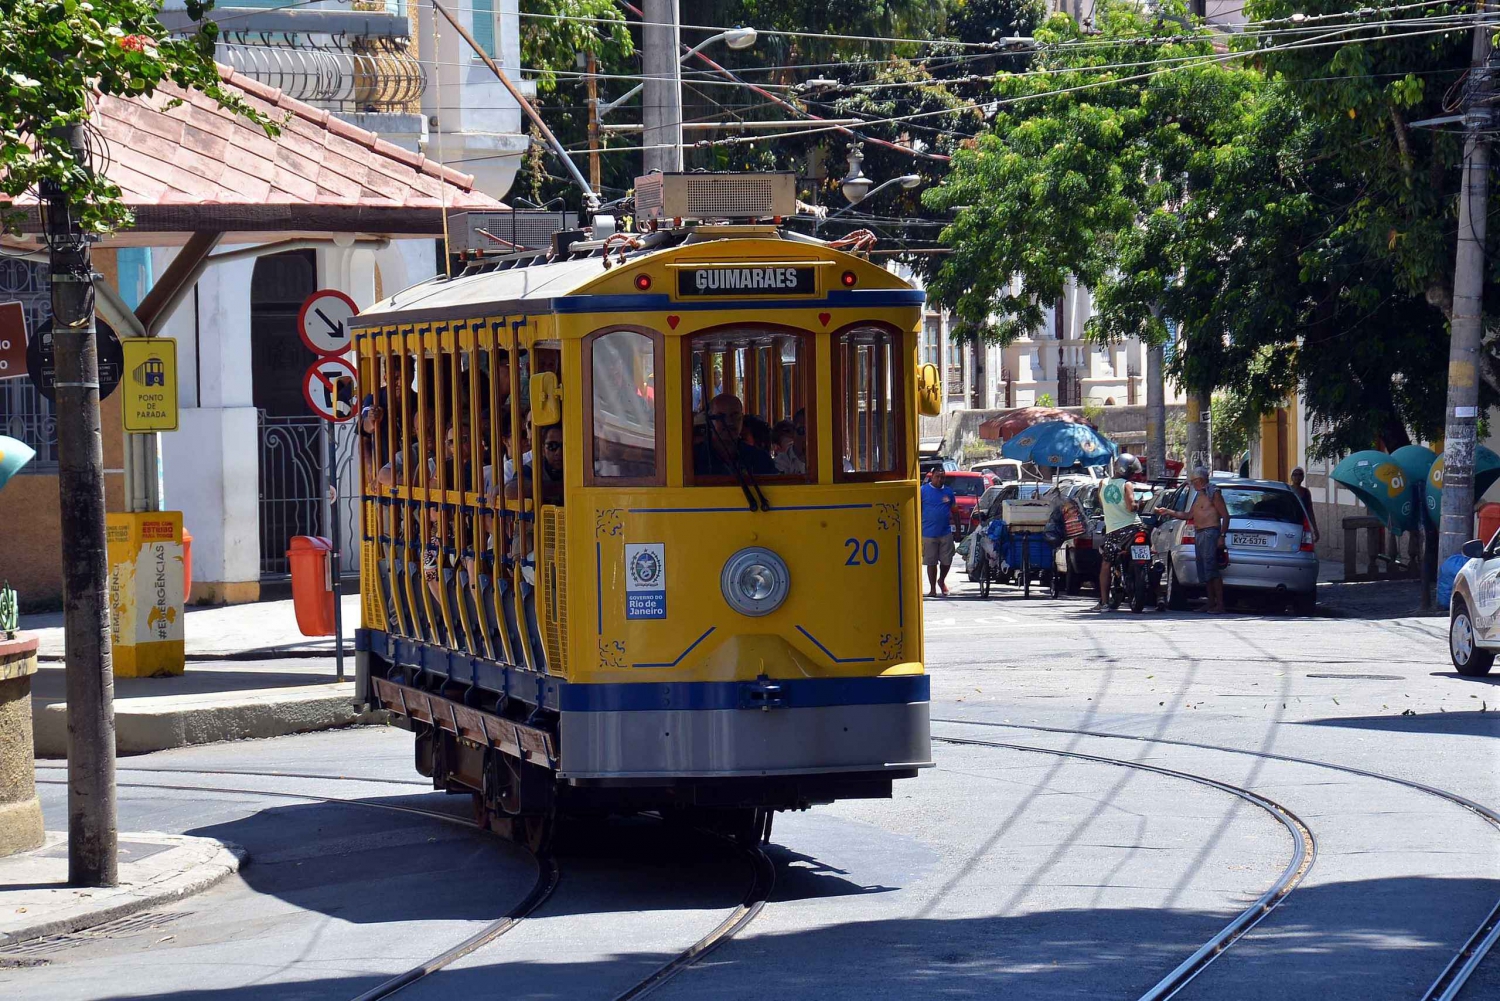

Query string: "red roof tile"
[5, 65, 504, 234]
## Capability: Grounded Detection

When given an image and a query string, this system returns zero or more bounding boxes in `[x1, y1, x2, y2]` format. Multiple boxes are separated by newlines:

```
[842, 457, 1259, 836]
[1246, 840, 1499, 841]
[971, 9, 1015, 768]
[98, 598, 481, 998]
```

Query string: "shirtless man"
[1160, 466, 1231, 613]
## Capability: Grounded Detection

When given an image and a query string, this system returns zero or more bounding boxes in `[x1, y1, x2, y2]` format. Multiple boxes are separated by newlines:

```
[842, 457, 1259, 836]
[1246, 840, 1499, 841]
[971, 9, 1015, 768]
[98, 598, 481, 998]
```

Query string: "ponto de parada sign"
[121, 337, 178, 432]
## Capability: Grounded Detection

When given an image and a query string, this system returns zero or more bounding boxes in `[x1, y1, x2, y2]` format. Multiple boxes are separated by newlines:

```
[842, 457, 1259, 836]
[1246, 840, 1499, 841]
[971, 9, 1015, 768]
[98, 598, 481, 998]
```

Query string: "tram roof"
[354, 231, 918, 328]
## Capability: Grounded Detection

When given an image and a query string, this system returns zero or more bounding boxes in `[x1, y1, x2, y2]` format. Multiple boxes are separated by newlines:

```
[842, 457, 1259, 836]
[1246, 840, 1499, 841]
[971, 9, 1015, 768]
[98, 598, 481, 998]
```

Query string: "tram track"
[934, 717, 1500, 1001]
[33, 765, 776, 1000]
[931, 734, 1315, 1001]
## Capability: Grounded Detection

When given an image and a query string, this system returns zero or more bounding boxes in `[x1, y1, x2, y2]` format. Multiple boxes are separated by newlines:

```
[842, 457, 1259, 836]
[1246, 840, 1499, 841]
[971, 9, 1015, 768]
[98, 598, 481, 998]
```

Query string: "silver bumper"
[558, 700, 933, 780]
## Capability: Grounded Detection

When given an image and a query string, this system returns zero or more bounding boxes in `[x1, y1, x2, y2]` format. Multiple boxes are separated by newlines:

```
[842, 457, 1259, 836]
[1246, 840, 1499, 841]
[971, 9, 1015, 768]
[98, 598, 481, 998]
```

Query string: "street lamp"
[599, 27, 758, 118]
[818, 144, 921, 230]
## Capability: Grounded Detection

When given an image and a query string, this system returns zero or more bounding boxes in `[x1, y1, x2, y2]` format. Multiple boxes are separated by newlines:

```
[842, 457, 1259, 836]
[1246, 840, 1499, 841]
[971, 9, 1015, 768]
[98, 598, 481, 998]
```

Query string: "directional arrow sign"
[303, 356, 358, 422]
[296, 288, 359, 357]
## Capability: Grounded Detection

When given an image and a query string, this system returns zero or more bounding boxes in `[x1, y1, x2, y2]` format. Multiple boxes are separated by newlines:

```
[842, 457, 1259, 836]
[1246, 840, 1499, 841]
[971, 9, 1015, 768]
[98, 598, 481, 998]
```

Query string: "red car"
[944, 471, 993, 534]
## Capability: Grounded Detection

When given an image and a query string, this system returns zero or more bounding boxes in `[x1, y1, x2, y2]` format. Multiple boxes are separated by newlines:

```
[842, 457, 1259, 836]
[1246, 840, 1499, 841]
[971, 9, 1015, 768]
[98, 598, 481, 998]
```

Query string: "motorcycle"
[1108, 526, 1162, 613]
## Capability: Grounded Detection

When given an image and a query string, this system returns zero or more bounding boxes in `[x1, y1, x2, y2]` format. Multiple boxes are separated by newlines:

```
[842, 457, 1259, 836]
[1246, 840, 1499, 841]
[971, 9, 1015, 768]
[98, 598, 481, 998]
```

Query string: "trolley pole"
[1438, 5, 1495, 564]
[321, 421, 345, 682]
[44, 124, 118, 888]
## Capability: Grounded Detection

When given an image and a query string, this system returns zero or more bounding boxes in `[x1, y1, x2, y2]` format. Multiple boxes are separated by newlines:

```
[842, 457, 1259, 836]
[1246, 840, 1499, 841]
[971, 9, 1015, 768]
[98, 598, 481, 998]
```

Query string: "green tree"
[0, 0, 269, 234]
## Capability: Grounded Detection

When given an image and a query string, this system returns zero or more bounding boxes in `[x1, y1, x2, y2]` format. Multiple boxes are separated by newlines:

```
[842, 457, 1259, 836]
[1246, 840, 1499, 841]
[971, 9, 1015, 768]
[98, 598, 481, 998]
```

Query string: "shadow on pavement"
[82, 876, 1500, 1001]
[1296, 711, 1500, 736]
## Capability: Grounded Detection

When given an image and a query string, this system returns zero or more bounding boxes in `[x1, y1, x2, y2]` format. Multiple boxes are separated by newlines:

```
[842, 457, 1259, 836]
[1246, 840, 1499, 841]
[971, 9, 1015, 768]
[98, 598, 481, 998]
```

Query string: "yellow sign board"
[106, 510, 185, 677]
[121, 337, 178, 432]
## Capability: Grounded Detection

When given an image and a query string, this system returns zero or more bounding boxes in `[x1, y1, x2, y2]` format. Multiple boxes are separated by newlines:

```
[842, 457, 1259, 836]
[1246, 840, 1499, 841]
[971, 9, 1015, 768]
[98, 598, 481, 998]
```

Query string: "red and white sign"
[296, 289, 359, 357]
[0, 302, 26, 379]
[303, 356, 358, 422]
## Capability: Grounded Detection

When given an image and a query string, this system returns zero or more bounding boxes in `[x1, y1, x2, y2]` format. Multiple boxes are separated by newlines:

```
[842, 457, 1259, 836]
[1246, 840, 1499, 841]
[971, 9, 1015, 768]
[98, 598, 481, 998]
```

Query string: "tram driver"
[694, 393, 777, 476]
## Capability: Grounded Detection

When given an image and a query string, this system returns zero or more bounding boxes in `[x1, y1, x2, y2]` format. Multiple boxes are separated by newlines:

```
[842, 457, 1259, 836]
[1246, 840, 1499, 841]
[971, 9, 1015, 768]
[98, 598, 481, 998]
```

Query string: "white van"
[969, 458, 1025, 483]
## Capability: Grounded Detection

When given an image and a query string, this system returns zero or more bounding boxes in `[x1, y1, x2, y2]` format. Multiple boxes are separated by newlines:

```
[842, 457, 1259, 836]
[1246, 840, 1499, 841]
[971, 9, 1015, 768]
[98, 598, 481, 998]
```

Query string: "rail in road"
[934, 718, 1500, 1001]
[30, 763, 777, 1001]
[932, 735, 1316, 1001]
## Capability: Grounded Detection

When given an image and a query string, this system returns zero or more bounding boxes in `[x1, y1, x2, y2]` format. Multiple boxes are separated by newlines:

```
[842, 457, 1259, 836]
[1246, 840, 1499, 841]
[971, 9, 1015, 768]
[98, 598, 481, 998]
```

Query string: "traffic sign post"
[297, 287, 361, 682]
[27, 319, 123, 402]
[297, 288, 359, 357]
[0, 302, 26, 379]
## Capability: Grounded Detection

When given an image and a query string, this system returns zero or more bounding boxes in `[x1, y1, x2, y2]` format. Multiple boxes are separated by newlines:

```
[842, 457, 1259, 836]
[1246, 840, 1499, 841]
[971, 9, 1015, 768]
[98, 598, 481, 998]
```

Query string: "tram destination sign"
[678, 265, 816, 297]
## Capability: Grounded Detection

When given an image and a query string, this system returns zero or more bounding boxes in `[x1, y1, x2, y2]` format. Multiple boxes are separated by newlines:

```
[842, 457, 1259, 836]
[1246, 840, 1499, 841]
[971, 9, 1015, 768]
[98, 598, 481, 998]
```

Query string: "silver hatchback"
[1148, 478, 1318, 613]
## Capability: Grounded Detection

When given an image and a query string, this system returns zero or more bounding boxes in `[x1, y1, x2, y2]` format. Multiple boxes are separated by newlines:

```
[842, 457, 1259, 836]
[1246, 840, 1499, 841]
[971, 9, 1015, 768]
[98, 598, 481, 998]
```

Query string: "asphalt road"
[8, 578, 1499, 1000]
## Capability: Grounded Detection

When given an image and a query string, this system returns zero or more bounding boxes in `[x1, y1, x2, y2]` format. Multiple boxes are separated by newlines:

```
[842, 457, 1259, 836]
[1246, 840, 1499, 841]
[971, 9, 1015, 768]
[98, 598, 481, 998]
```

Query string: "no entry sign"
[297, 289, 359, 357]
[303, 356, 358, 422]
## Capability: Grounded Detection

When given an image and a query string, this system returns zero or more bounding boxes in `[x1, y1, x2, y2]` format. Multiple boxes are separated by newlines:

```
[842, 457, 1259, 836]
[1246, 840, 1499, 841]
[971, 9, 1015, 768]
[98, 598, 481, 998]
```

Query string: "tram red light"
[840, 270, 858, 287]
[634, 273, 652, 291]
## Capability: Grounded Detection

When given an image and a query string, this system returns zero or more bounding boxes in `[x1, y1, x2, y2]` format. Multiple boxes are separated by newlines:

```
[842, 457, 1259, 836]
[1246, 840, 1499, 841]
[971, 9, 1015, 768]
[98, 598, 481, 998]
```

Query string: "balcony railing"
[164, 8, 425, 114]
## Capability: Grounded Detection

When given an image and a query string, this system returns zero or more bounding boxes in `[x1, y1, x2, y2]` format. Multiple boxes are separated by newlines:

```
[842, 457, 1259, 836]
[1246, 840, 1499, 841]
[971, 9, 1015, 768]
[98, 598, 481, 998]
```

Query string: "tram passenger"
[742, 415, 772, 453]
[538, 424, 565, 505]
[773, 409, 808, 474]
[694, 393, 777, 476]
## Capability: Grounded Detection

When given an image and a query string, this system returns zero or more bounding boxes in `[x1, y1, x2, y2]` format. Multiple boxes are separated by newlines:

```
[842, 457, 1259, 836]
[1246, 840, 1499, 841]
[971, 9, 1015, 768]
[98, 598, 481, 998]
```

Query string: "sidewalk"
[1314, 559, 1444, 620]
[0, 831, 243, 951]
[20, 594, 361, 662]
[21, 596, 382, 758]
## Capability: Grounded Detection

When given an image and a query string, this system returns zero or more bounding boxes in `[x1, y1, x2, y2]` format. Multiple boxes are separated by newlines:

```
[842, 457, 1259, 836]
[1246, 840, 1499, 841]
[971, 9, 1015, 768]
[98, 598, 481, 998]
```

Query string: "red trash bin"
[1480, 503, 1500, 546]
[287, 535, 336, 636]
[182, 528, 193, 601]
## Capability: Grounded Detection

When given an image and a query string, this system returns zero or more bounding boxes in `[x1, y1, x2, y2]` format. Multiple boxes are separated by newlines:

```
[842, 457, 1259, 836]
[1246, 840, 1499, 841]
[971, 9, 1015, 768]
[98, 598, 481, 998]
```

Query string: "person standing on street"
[1288, 466, 1319, 543]
[1093, 453, 1146, 611]
[922, 470, 959, 597]
[1159, 466, 1231, 613]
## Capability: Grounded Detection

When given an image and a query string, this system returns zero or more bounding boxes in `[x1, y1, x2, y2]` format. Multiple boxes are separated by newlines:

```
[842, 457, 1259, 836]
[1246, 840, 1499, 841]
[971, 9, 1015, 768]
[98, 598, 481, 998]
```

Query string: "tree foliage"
[0, 0, 269, 234]
[925, 0, 1490, 455]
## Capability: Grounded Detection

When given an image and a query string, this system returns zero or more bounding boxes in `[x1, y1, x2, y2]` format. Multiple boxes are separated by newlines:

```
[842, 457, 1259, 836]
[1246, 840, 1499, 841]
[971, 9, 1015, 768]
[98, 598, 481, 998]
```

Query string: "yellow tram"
[352, 174, 937, 844]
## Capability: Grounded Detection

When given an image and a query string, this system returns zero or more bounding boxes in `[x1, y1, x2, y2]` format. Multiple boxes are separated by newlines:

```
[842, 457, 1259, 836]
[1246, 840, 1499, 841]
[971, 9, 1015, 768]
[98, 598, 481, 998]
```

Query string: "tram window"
[834, 325, 904, 481]
[685, 326, 812, 482]
[584, 328, 662, 485]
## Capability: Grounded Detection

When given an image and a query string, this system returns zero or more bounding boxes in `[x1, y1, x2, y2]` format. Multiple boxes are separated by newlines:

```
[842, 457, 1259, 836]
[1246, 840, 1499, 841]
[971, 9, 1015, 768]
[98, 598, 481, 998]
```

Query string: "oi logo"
[1102, 482, 1124, 506]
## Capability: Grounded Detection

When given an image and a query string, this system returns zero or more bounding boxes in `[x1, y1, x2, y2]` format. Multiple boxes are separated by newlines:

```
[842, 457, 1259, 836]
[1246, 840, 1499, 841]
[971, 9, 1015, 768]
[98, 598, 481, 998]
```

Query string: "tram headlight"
[720, 547, 790, 617]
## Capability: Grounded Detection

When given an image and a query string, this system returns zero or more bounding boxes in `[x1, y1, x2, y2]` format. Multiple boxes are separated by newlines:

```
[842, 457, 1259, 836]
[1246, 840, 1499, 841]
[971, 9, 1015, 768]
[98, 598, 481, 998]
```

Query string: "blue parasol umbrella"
[0, 435, 35, 492]
[1000, 420, 1117, 467]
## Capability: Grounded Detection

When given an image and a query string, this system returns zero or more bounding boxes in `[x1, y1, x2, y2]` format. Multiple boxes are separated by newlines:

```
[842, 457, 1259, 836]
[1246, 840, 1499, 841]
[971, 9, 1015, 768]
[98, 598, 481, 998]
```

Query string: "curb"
[33, 686, 387, 758]
[0, 838, 246, 949]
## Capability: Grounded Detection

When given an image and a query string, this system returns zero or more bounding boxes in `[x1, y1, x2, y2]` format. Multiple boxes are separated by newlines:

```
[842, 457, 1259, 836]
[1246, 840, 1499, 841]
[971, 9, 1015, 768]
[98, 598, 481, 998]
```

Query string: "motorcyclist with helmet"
[1093, 453, 1146, 612]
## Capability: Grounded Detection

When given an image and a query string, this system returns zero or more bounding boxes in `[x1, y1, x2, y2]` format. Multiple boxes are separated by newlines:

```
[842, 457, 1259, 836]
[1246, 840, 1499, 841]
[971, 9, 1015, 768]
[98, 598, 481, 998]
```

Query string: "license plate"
[1130, 545, 1151, 560]
[1232, 533, 1269, 547]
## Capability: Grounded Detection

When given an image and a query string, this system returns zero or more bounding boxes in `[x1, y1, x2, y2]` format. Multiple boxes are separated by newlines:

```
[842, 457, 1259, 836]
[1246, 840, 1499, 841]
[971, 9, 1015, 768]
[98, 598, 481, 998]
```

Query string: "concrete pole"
[1146, 342, 1166, 478]
[1438, 11, 1494, 563]
[43, 126, 117, 888]
[642, 0, 683, 176]
[586, 51, 603, 193]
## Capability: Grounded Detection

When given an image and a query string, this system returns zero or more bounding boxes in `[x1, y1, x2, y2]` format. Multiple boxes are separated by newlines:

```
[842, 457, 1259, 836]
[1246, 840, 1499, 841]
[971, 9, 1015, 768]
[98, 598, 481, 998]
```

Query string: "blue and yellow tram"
[353, 201, 937, 844]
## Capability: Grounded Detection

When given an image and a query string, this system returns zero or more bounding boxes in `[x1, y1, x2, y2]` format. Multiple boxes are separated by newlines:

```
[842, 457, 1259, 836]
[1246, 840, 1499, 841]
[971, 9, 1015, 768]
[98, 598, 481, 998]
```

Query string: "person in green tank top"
[1093, 453, 1146, 611]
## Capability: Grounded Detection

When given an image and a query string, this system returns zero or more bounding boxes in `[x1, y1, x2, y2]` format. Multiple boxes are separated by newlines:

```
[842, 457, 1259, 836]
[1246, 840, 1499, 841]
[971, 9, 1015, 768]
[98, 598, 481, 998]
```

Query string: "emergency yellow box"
[106, 510, 186, 678]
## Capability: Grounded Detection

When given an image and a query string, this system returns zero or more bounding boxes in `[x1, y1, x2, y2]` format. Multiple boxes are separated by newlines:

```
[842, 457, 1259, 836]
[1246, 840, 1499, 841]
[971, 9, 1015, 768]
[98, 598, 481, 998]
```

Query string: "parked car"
[1149, 479, 1317, 613]
[945, 470, 993, 534]
[920, 455, 959, 477]
[1448, 534, 1500, 676]
[969, 458, 1025, 483]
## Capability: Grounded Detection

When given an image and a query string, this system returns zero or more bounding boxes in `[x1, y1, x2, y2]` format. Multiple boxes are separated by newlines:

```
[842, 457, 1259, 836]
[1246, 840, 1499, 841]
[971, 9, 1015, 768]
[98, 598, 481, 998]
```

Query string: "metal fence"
[258, 413, 359, 578]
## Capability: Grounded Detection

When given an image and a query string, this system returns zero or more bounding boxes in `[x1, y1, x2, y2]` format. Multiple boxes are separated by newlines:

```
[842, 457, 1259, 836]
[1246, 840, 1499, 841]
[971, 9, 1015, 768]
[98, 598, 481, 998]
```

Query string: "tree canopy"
[0, 0, 267, 235]
[923, 0, 1491, 455]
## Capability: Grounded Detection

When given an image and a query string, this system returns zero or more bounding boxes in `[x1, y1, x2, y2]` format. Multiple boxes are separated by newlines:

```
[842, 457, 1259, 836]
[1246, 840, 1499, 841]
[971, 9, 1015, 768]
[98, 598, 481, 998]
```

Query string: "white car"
[1449, 537, 1500, 676]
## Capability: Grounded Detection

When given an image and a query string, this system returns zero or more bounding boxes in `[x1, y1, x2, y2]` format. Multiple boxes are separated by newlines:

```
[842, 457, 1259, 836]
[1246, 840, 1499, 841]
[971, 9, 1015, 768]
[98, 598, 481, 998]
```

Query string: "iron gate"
[258, 413, 359, 577]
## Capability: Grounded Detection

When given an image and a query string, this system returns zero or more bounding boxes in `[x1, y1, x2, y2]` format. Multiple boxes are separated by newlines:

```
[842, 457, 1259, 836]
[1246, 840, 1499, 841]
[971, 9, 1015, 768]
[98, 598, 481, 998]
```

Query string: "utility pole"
[1146, 343, 1166, 478]
[586, 52, 602, 194]
[44, 124, 117, 888]
[641, 0, 683, 175]
[1438, 6, 1495, 564]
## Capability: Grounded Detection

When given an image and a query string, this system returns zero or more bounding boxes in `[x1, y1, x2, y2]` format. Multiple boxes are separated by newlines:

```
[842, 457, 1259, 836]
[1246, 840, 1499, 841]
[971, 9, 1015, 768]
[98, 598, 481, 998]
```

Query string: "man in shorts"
[921, 470, 958, 596]
[1159, 466, 1231, 612]
[1094, 453, 1146, 611]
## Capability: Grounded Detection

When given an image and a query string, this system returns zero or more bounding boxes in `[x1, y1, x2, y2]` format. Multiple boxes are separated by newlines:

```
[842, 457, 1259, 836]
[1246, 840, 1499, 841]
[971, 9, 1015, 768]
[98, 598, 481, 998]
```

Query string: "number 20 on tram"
[352, 191, 942, 842]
